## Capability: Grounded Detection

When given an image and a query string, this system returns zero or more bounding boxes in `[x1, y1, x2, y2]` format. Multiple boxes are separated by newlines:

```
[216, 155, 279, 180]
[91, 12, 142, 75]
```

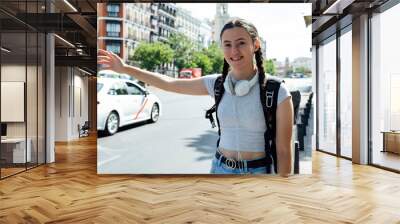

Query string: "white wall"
[55, 66, 68, 141]
[54, 67, 89, 141]
[74, 72, 89, 136]
[1, 65, 33, 137]
[1, 82, 25, 122]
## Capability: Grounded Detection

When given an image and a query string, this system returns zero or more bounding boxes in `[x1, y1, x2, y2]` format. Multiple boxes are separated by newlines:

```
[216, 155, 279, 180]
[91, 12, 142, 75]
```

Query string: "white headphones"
[223, 72, 259, 96]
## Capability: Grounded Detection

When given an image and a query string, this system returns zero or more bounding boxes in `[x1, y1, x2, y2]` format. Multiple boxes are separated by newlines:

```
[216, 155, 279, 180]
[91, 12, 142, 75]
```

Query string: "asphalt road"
[97, 86, 219, 174]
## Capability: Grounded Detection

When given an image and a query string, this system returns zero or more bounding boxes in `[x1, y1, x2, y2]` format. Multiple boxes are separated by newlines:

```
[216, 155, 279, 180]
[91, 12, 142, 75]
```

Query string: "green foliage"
[167, 34, 223, 75]
[192, 52, 212, 75]
[264, 59, 276, 75]
[167, 33, 196, 71]
[202, 43, 224, 74]
[294, 66, 311, 75]
[132, 34, 224, 76]
[132, 42, 174, 71]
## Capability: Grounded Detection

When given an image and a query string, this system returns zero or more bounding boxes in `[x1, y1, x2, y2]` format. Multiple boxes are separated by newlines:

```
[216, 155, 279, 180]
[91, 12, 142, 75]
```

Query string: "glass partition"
[0, 0, 46, 179]
[1, 32, 28, 177]
[339, 28, 352, 158]
[371, 3, 400, 171]
[317, 36, 337, 155]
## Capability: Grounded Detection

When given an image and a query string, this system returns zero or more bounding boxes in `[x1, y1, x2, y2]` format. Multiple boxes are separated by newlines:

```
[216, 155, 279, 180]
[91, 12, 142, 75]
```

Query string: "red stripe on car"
[134, 98, 148, 120]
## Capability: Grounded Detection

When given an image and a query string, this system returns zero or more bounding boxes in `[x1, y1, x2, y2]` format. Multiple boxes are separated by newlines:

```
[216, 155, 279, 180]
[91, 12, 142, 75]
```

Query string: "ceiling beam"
[67, 13, 97, 46]
[55, 55, 96, 69]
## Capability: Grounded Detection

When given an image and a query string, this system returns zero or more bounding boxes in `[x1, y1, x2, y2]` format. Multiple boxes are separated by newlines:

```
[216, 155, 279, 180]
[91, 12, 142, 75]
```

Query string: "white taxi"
[97, 77, 162, 135]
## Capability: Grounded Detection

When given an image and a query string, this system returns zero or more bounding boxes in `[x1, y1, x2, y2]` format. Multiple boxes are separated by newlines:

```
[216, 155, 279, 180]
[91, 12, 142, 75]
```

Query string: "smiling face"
[221, 27, 259, 79]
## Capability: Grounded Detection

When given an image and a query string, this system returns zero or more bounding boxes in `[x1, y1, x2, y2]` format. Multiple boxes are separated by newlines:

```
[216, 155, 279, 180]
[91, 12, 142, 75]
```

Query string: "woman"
[98, 18, 293, 176]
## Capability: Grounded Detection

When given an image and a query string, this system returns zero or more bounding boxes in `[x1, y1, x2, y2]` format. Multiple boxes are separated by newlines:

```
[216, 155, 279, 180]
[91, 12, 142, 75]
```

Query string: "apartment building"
[98, 3, 178, 64]
[156, 3, 176, 43]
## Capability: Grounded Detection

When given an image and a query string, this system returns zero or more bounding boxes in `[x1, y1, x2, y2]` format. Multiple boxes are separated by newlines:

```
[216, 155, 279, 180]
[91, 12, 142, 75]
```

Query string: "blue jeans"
[210, 156, 275, 174]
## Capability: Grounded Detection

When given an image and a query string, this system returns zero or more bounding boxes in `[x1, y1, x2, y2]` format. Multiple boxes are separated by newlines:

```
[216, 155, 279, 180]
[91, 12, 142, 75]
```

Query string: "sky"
[177, 3, 312, 62]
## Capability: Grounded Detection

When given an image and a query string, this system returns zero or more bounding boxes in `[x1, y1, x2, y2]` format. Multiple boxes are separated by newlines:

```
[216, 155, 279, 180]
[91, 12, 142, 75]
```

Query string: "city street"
[97, 83, 313, 174]
[98, 86, 218, 174]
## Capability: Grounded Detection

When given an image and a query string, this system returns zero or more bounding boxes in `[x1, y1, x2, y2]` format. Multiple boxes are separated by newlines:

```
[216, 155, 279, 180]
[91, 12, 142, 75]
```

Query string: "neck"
[231, 64, 257, 80]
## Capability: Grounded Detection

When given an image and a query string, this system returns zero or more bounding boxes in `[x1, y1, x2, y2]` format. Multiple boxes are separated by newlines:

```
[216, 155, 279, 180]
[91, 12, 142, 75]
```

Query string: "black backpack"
[205, 75, 293, 174]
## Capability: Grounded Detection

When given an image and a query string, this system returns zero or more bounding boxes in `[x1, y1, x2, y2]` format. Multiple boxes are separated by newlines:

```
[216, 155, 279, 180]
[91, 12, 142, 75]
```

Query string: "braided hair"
[219, 18, 267, 88]
[206, 18, 268, 150]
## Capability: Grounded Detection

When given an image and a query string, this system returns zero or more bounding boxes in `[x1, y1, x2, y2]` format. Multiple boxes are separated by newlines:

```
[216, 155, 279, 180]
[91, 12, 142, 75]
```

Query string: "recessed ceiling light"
[63, 0, 78, 12]
[323, 0, 354, 15]
[54, 34, 75, 48]
[1, 47, 11, 53]
[78, 67, 92, 76]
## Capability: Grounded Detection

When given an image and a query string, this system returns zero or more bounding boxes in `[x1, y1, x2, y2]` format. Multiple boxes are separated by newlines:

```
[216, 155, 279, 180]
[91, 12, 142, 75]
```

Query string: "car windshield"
[97, 83, 104, 92]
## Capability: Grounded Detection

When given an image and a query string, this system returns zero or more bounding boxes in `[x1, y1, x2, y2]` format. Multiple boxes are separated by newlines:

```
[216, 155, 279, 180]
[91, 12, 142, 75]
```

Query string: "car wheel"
[105, 111, 119, 135]
[150, 103, 159, 123]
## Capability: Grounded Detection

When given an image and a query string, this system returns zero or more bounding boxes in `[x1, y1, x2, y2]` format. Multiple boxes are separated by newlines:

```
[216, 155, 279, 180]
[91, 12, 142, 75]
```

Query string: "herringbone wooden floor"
[0, 135, 399, 224]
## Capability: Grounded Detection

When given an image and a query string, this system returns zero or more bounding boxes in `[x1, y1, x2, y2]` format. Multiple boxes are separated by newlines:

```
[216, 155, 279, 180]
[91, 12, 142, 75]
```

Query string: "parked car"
[98, 69, 134, 80]
[97, 77, 162, 135]
[179, 68, 202, 79]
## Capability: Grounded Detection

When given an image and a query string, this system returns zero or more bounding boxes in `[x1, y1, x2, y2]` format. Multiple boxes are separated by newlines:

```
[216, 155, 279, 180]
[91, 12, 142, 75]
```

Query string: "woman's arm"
[98, 49, 209, 96]
[275, 96, 294, 177]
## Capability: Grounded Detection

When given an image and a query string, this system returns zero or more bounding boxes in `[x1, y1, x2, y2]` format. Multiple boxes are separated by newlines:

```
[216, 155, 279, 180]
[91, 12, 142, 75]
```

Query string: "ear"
[254, 38, 261, 52]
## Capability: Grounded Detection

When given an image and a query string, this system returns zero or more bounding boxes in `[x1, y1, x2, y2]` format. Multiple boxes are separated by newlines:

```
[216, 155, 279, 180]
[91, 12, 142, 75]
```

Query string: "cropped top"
[202, 73, 291, 152]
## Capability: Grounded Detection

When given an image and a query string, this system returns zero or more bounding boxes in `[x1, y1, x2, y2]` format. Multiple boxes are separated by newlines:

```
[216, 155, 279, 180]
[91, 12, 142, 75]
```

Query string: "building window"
[107, 4, 120, 17]
[134, 12, 137, 24]
[127, 10, 132, 21]
[128, 26, 134, 39]
[106, 22, 121, 37]
[106, 42, 120, 54]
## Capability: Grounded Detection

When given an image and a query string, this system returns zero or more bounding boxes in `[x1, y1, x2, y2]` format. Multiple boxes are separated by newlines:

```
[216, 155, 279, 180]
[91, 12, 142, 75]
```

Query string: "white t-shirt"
[202, 74, 291, 152]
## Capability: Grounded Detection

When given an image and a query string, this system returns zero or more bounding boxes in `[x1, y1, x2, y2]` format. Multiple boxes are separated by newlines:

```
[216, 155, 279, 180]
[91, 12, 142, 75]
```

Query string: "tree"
[192, 52, 212, 75]
[167, 33, 196, 71]
[263, 59, 276, 76]
[167, 34, 224, 74]
[131, 42, 174, 71]
[294, 66, 311, 76]
[203, 43, 224, 74]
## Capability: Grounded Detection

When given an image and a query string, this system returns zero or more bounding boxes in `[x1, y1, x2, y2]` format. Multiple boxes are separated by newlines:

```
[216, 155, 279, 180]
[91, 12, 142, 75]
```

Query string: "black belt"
[215, 151, 271, 169]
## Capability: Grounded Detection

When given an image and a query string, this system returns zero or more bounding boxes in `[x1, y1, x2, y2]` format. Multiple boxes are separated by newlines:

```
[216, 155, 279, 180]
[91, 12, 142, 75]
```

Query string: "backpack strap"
[205, 76, 224, 147]
[260, 77, 281, 174]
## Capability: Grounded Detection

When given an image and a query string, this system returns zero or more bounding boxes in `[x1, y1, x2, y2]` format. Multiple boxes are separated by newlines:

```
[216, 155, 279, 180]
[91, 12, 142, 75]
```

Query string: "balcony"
[158, 9, 175, 20]
[107, 12, 118, 17]
[106, 32, 120, 37]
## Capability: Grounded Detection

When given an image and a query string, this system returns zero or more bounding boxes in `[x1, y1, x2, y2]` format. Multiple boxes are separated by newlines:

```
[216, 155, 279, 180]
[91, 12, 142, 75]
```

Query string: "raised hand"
[97, 49, 126, 74]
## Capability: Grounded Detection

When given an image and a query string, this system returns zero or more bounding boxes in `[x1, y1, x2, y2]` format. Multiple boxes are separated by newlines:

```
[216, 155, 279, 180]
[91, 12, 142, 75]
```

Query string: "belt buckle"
[225, 158, 236, 169]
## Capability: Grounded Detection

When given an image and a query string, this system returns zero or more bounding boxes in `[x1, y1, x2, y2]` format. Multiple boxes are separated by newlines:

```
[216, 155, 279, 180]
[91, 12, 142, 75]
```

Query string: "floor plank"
[0, 135, 399, 223]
